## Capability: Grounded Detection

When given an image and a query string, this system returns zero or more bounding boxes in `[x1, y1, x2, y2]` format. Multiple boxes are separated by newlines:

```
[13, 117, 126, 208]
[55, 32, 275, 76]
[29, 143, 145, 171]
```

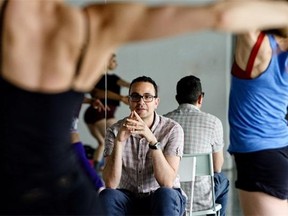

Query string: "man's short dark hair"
[176, 75, 202, 104]
[129, 76, 158, 97]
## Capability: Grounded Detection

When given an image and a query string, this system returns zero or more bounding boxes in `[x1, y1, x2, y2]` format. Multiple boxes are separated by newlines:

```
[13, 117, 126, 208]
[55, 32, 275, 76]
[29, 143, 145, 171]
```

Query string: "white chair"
[179, 155, 196, 216]
[191, 153, 222, 216]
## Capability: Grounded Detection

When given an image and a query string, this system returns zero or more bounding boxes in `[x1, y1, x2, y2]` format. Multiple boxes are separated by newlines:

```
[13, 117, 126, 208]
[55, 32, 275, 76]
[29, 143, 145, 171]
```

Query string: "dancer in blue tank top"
[229, 28, 288, 215]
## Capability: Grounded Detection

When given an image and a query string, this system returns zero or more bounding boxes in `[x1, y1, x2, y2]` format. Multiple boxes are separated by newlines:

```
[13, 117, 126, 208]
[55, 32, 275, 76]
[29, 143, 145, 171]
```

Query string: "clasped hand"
[116, 111, 156, 144]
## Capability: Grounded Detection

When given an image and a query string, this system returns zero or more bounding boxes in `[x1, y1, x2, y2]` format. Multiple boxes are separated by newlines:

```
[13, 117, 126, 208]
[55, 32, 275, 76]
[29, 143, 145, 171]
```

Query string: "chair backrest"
[179, 155, 196, 216]
[193, 153, 214, 177]
[193, 153, 220, 214]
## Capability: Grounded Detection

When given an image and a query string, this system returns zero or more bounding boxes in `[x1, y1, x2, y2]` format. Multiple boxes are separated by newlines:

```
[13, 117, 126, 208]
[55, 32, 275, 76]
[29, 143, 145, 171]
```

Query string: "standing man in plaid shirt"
[99, 76, 186, 216]
[164, 75, 229, 216]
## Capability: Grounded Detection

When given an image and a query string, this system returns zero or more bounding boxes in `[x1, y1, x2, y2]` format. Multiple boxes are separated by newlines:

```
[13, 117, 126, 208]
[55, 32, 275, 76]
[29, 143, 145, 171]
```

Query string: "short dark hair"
[176, 75, 202, 104]
[129, 76, 158, 97]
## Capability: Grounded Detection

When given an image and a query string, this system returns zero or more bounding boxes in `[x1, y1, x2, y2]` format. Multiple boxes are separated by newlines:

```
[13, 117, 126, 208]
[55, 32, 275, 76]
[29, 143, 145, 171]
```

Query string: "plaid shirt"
[164, 104, 224, 211]
[104, 112, 184, 194]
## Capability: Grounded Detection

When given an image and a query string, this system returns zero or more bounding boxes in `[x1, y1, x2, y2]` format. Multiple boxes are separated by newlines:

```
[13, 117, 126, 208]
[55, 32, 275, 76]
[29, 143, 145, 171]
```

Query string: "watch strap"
[149, 142, 160, 150]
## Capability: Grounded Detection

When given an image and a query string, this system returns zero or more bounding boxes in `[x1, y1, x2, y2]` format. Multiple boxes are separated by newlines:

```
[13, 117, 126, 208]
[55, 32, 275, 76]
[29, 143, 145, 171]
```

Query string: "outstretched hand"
[92, 99, 110, 111]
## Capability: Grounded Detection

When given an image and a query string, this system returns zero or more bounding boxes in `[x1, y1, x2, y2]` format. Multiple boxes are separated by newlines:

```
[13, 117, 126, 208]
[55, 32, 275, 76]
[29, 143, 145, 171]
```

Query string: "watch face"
[149, 142, 160, 150]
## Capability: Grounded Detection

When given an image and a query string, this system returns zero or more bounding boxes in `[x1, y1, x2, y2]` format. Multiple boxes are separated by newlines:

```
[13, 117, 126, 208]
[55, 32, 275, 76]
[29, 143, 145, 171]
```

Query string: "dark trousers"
[99, 187, 186, 216]
[213, 172, 229, 216]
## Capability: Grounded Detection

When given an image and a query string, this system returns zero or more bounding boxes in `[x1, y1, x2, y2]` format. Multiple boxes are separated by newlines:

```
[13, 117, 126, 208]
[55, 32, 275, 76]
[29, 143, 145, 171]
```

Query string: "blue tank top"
[228, 34, 288, 153]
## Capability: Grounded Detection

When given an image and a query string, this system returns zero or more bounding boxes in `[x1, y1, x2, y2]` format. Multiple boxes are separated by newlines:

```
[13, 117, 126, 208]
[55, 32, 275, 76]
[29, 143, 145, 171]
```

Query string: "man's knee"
[153, 187, 185, 205]
[152, 187, 186, 216]
[153, 187, 177, 198]
[99, 188, 118, 201]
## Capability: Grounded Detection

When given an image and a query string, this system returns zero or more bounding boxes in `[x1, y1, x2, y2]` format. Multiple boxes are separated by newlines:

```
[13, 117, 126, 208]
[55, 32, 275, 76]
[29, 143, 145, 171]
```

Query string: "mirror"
[67, 0, 233, 169]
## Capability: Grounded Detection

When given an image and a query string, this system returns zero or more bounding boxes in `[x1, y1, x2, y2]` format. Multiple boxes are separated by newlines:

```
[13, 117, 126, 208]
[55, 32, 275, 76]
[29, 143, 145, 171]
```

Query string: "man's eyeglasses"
[129, 93, 157, 102]
[201, 92, 205, 97]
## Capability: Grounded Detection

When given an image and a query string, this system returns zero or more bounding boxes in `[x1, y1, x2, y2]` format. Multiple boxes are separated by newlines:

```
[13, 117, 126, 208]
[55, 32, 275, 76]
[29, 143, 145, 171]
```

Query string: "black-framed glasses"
[201, 92, 205, 97]
[129, 93, 157, 102]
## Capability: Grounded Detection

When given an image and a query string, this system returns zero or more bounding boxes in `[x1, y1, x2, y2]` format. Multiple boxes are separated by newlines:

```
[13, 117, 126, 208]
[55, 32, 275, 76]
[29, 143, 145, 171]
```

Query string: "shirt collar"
[150, 112, 160, 132]
[178, 103, 200, 111]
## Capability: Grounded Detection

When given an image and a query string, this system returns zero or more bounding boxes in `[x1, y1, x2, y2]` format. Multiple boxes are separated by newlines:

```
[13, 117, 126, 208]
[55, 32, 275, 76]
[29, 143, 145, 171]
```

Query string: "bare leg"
[239, 190, 288, 216]
[87, 118, 117, 167]
[87, 120, 105, 163]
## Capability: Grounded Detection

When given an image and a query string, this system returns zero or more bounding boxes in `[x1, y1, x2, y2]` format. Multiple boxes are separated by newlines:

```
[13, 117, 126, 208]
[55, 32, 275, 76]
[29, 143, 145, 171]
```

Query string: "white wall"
[67, 0, 233, 169]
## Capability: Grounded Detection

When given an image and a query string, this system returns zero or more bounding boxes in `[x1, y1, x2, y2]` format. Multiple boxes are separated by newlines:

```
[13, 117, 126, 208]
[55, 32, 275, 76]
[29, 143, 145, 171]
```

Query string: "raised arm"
[3, 1, 288, 93]
[117, 79, 130, 88]
[92, 88, 129, 105]
[74, 1, 288, 91]
[83, 1, 288, 44]
[73, 3, 217, 91]
[213, 0, 288, 33]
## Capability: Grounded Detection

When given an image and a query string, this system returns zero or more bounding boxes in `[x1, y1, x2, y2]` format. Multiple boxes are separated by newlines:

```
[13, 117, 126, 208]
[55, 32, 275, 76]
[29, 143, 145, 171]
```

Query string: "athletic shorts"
[233, 145, 288, 200]
[84, 105, 117, 124]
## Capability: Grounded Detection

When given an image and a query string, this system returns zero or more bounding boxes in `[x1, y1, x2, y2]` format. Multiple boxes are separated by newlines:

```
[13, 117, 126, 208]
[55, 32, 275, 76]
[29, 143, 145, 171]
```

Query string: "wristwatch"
[149, 142, 160, 150]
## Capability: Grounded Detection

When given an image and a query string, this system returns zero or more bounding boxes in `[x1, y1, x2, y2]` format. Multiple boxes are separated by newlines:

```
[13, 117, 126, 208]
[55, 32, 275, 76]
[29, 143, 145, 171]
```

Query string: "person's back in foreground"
[100, 76, 186, 215]
[2, 0, 288, 214]
[164, 75, 229, 216]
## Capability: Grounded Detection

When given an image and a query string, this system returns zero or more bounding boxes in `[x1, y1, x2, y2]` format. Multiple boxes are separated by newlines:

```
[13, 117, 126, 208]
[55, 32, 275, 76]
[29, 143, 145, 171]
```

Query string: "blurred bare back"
[0, 0, 87, 92]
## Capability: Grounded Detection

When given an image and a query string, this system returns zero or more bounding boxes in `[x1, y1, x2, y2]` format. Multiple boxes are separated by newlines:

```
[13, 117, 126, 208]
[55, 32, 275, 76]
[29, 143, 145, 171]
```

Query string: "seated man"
[99, 76, 186, 216]
[164, 75, 229, 216]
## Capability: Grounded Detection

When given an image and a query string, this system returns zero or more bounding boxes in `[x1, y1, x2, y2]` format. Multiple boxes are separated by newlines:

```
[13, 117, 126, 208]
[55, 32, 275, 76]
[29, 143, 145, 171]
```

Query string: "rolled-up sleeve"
[163, 123, 184, 158]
